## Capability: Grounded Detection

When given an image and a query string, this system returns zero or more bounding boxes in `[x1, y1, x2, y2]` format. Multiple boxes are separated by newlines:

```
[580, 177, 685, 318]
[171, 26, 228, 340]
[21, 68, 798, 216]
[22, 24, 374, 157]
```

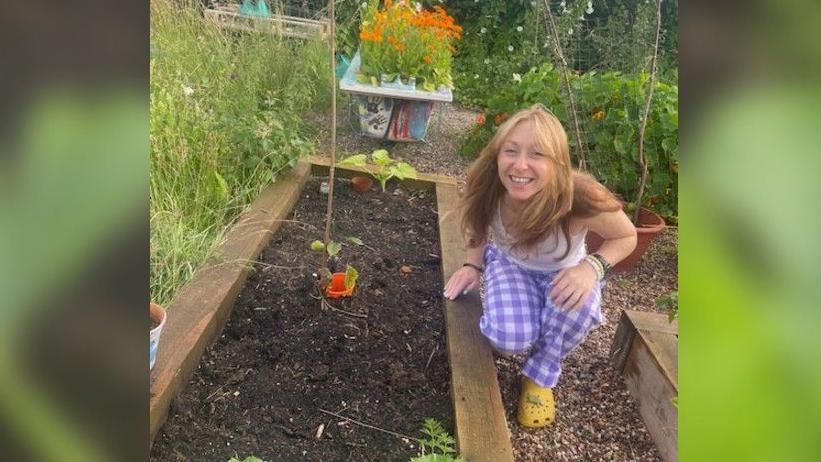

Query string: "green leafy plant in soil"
[310, 237, 363, 289]
[338, 149, 419, 192]
[411, 418, 464, 462]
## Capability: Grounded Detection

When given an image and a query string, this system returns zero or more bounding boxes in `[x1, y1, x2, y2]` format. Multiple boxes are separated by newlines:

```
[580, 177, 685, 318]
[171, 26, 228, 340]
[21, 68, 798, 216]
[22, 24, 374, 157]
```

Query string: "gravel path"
[308, 100, 676, 462]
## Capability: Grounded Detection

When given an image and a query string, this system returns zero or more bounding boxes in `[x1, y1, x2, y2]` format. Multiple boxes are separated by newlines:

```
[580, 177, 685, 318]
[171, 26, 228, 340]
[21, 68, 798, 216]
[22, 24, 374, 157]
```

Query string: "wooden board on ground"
[204, 4, 329, 39]
[436, 183, 514, 462]
[610, 309, 678, 462]
[149, 162, 311, 446]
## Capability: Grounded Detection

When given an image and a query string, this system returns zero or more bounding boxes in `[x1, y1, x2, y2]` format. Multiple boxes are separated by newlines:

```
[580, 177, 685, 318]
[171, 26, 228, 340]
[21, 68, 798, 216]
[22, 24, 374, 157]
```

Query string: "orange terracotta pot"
[586, 208, 665, 273]
[351, 176, 373, 192]
[325, 272, 355, 298]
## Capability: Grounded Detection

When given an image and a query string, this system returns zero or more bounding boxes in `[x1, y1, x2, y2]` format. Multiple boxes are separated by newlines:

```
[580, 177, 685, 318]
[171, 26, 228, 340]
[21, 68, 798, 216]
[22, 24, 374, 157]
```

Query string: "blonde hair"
[460, 104, 620, 258]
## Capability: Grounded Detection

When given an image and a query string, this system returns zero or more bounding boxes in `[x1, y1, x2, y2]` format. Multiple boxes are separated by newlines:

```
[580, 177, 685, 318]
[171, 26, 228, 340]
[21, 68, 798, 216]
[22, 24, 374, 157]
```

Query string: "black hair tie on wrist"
[463, 262, 484, 273]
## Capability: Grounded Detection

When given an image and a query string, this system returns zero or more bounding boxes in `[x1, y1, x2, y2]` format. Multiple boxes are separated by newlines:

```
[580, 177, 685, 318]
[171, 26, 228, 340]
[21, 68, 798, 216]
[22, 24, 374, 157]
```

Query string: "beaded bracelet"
[591, 253, 611, 274]
[583, 255, 605, 281]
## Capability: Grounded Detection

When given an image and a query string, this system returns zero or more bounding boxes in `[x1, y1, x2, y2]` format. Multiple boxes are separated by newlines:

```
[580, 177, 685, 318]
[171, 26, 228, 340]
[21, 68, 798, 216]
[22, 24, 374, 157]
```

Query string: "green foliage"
[410, 418, 463, 462]
[450, 1, 678, 108]
[338, 149, 419, 192]
[150, 1, 331, 305]
[460, 64, 678, 221]
[310, 239, 339, 258]
[656, 290, 679, 322]
[326, 241, 342, 257]
[346, 236, 365, 246]
[344, 265, 359, 290]
[310, 239, 361, 291]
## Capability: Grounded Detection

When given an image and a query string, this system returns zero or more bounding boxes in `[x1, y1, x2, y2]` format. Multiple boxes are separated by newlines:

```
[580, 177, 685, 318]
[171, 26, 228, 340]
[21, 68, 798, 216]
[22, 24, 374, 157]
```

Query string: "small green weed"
[411, 418, 463, 462]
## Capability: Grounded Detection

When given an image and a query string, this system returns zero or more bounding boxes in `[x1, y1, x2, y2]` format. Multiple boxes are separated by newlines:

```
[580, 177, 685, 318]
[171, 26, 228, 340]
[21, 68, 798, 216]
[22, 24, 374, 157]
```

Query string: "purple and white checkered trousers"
[480, 244, 604, 388]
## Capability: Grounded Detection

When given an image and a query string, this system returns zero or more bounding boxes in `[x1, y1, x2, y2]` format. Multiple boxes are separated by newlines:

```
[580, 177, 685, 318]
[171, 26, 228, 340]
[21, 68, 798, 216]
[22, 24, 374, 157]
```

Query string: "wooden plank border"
[436, 183, 514, 462]
[149, 162, 311, 446]
[610, 309, 678, 462]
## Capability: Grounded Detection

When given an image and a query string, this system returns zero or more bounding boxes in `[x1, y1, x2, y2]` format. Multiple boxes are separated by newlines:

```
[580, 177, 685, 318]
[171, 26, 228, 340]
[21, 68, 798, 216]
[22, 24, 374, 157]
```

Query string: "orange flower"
[493, 112, 509, 126]
[476, 113, 486, 125]
[591, 110, 605, 120]
[424, 55, 432, 64]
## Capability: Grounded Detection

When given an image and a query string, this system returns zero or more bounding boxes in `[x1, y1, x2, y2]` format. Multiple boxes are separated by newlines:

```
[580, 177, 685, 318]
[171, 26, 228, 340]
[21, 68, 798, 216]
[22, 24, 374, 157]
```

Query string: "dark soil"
[150, 177, 451, 462]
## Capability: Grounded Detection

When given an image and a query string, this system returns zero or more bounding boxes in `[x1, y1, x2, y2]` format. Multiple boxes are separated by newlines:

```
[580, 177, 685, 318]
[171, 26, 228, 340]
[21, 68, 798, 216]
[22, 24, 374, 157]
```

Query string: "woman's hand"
[549, 262, 598, 310]
[443, 266, 482, 300]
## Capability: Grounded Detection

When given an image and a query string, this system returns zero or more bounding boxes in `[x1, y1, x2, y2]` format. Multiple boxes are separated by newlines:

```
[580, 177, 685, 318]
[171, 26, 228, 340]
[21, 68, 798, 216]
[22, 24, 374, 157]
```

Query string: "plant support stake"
[633, 0, 662, 225]
[323, 0, 337, 253]
[541, 0, 587, 170]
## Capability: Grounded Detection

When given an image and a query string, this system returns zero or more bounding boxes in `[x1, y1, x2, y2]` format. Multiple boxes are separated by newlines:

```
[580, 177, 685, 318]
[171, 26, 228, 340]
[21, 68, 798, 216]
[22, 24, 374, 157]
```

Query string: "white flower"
[480, 27, 487, 34]
[512, 73, 522, 83]
[568, 27, 573, 36]
[588, 1, 593, 8]
[508, 45, 514, 52]
[474, 74, 480, 79]
[560, 1, 566, 7]
[360, 2, 366, 8]
[516, 26, 523, 32]
[415, 2, 422, 13]
[484, 58, 491, 64]
[586, 6, 594, 14]
[531, 1, 537, 6]
[183, 85, 194, 96]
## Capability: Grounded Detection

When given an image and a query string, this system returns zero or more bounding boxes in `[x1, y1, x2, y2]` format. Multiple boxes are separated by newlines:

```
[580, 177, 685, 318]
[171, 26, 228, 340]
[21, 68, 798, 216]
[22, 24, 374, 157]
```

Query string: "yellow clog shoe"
[517, 376, 556, 428]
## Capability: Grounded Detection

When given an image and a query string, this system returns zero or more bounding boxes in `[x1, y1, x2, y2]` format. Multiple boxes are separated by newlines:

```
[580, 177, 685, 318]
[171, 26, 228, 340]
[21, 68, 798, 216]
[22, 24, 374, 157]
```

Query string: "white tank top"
[490, 205, 588, 272]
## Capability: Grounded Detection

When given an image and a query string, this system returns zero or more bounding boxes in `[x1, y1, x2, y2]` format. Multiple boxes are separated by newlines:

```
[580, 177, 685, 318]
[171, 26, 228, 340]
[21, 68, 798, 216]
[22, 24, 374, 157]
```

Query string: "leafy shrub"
[450, 0, 678, 109]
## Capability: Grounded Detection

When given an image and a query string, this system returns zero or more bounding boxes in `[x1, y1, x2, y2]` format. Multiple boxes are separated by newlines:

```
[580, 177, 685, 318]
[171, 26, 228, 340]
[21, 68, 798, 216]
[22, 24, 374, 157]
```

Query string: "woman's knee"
[479, 321, 538, 354]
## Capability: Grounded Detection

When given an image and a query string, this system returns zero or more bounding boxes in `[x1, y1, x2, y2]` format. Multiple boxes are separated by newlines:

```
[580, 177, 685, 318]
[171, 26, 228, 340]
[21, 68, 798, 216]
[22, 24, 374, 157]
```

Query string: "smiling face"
[496, 119, 552, 204]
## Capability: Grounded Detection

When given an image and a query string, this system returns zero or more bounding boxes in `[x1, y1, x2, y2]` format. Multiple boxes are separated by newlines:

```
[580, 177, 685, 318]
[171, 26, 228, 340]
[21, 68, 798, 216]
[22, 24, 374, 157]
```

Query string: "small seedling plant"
[338, 149, 419, 192]
[310, 237, 362, 290]
[411, 418, 464, 462]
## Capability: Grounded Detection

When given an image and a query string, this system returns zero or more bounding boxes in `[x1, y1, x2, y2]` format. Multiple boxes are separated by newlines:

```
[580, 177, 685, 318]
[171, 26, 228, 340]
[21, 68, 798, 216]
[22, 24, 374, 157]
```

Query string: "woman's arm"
[443, 239, 486, 300]
[550, 209, 637, 309]
[580, 208, 638, 268]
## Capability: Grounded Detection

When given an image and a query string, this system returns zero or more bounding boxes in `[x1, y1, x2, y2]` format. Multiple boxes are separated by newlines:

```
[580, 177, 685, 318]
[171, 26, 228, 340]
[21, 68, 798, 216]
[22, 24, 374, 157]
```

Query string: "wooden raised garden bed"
[149, 160, 513, 461]
[610, 309, 678, 462]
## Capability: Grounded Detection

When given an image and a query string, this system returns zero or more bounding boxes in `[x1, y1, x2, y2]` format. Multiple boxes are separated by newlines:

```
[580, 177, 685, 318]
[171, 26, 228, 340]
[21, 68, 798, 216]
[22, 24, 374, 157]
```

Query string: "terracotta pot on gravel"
[351, 175, 373, 192]
[586, 207, 666, 273]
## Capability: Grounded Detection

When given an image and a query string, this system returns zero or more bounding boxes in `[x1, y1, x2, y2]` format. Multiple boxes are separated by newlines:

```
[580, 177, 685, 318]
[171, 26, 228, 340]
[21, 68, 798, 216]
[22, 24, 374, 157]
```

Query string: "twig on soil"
[424, 344, 439, 373]
[317, 408, 417, 442]
[321, 297, 368, 319]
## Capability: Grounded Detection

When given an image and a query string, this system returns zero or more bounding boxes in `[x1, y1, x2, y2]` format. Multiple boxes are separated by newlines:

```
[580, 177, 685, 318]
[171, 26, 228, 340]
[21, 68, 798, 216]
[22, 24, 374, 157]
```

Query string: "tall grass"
[150, 1, 331, 306]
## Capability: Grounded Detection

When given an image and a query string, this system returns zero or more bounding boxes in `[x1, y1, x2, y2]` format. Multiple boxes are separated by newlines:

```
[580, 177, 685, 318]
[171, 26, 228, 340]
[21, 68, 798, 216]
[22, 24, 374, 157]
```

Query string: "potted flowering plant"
[357, 0, 462, 92]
